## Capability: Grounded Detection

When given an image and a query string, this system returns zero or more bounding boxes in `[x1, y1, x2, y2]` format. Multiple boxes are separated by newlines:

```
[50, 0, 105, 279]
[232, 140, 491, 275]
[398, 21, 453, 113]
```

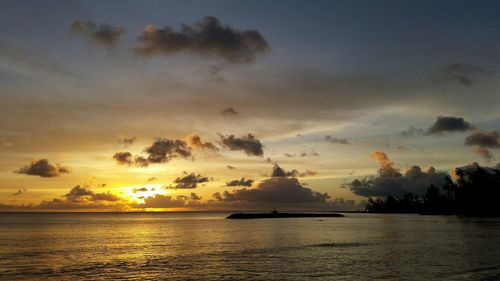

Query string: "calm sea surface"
[1, 212, 500, 280]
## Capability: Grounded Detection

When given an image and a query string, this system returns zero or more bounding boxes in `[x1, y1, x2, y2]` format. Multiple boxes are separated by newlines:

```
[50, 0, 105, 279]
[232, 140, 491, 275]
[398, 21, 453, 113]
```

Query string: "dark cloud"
[134, 156, 149, 168]
[112, 152, 148, 168]
[214, 177, 329, 203]
[190, 193, 201, 201]
[64, 185, 120, 202]
[147, 177, 157, 182]
[112, 152, 133, 165]
[427, 116, 473, 134]
[432, 63, 490, 86]
[226, 165, 236, 170]
[271, 164, 317, 178]
[465, 130, 499, 161]
[118, 136, 136, 147]
[168, 173, 209, 189]
[70, 20, 125, 46]
[325, 136, 350, 144]
[186, 134, 218, 151]
[135, 16, 269, 63]
[219, 133, 264, 156]
[465, 130, 500, 148]
[144, 138, 192, 163]
[12, 188, 27, 196]
[271, 164, 299, 177]
[221, 107, 238, 116]
[345, 150, 448, 197]
[212, 192, 223, 201]
[15, 159, 69, 178]
[133, 187, 148, 193]
[226, 177, 254, 187]
[115, 136, 213, 167]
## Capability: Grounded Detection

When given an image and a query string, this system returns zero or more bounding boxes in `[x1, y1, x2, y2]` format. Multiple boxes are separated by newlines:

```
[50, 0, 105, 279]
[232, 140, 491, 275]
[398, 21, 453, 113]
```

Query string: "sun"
[123, 184, 169, 204]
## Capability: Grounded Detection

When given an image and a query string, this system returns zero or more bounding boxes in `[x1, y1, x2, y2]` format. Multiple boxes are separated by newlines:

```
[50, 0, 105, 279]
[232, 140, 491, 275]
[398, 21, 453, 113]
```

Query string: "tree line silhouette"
[366, 163, 500, 216]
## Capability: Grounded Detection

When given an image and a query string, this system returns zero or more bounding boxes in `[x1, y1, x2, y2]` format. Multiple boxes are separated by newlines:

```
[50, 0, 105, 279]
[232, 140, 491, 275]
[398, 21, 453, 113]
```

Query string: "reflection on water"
[1, 213, 500, 280]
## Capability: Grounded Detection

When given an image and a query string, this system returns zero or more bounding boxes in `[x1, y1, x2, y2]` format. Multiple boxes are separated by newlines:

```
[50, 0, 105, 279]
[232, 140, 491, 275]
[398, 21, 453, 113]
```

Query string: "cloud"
[465, 130, 500, 148]
[133, 187, 148, 193]
[299, 170, 318, 177]
[212, 192, 223, 201]
[114, 136, 201, 167]
[427, 116, 473, 134]
[271, 164, 317, 177]
[401, 126, 425, 136]
[325, 136, 350, 144]
[64, 185, 120, 202]
[112, 152, 133, 165]
[134, 156, 149, 168]
[271, 164, 299, 177]
[226, 177, 254, 187]
[15, 159, 69, 178]
[214, 177, 329, 203]
[186, 134, 218, 151]
[474, 146, 494, 162]
[12, 188, 27, 196]
[38, 199, 124, 210]
[284, 151, 319, 158]
[345, 150, 448, 197]
[432, 63, 490, 86]
[190, 193, 201, 201]
[135, 16, 269, 63]
[370, 150, 395, 174]
[118, 136, 136, 147]
[112, 152, 148, 168]
[465, 130, 499, 161]
[226, 165, 236, 170]
[144, 138, 192, 163]
[221, 107, 238, 116]
[132, 194, 189, 209]
[30, 185, 125, 210]
[219, 133, 264, 156]
[167, 172, 209, 189]
[147, 177, 157, 182]
[70, 20, 125, 46]
[300, 151, 320, 157]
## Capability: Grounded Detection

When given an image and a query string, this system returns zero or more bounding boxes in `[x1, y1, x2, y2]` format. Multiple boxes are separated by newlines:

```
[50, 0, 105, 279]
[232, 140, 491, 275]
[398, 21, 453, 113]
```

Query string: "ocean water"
[1, 213, 500, 280]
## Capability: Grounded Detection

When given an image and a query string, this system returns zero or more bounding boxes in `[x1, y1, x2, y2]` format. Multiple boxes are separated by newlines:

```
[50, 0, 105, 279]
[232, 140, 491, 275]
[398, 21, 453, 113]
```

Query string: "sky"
[1, 0, 500, 211]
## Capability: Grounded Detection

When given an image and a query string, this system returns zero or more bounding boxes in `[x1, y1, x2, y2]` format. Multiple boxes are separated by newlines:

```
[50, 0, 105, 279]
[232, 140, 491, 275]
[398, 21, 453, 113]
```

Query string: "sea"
[1, 212, 500, 280]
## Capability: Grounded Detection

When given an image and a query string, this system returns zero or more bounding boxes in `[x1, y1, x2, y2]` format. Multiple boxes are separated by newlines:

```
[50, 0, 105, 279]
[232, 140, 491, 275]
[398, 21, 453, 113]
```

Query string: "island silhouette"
[365, 163, 500, 216]
[227, 208, 344, 219]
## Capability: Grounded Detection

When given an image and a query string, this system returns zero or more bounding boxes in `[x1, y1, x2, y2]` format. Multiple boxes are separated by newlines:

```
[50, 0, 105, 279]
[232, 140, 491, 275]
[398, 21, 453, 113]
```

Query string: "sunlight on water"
[1, 213, 500, 280]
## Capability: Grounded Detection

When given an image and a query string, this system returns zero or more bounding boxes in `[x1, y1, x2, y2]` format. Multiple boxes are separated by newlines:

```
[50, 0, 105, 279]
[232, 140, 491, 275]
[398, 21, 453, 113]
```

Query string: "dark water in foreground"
[1, 213, 500, 280]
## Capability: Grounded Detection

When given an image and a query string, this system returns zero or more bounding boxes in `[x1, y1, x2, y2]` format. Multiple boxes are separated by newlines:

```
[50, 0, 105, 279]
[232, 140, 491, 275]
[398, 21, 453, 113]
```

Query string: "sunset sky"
[1, 0, 500, 211]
